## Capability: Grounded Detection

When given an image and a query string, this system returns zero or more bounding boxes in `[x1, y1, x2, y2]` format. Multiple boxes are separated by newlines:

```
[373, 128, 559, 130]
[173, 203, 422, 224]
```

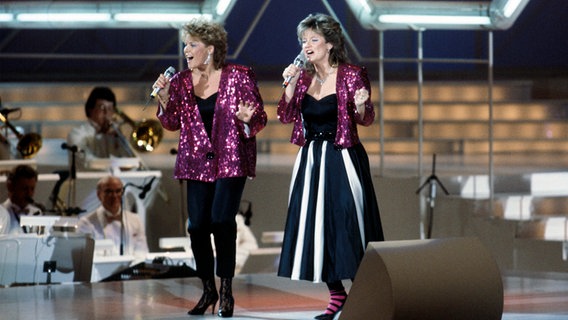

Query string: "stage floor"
[1, 271, 568, 320]
[6, 153, 568, 319]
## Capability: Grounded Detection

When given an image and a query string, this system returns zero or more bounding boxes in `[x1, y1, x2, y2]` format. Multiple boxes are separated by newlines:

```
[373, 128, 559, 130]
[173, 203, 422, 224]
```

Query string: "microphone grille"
[164, 66, 176, 77]
[296, 52, 306, 63]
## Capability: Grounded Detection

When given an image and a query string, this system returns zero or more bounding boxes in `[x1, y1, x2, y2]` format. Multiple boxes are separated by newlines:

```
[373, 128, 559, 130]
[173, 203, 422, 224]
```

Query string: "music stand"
[64, 144, 85, 216]
[416, 154, 449, 239]
[68, 147, 77, 211]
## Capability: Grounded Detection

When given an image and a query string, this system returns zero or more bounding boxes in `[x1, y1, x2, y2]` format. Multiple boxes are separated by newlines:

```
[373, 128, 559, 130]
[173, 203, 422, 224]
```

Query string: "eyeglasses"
[103, 188, 123, 195]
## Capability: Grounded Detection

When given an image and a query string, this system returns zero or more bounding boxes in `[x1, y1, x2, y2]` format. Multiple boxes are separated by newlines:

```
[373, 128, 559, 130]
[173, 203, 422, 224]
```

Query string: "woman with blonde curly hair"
[153, 18, 267, 318]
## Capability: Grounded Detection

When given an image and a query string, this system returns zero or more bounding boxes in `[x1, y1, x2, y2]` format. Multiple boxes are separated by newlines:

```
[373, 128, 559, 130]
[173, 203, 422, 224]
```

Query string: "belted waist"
[306, 131, 336, 142]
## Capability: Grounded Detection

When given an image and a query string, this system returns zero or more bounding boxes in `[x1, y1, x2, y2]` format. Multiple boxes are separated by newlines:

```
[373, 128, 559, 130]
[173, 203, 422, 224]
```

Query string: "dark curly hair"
[7, 164, 38, 184]
[84, 87, 116, 118]
[182, 18, 228, 70]
[296, 13, 349, 75]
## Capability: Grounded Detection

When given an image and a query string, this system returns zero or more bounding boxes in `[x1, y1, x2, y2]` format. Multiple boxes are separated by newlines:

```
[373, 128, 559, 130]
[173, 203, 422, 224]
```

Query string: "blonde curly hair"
[182, 19, 228, 69]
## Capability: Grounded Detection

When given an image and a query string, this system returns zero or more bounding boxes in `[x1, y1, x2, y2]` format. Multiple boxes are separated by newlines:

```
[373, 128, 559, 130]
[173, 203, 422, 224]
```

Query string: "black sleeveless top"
[301, 94, 338, 142]
[196, 92, 218, 139]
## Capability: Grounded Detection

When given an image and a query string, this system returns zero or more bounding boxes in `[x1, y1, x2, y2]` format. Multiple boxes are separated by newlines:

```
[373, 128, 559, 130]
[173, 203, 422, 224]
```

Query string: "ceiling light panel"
[0, 1, 232, 28]
[346, 0, 530, 30]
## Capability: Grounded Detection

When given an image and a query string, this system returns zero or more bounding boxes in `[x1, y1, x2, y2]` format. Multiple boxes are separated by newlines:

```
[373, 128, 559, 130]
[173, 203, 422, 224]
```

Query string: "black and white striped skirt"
[278, 140, 384, 283]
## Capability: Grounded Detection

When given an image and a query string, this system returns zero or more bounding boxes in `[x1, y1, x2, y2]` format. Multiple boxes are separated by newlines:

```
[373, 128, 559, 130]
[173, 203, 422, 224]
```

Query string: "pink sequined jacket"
[277, 63, 375, 148]
[157, 63, 267, 182]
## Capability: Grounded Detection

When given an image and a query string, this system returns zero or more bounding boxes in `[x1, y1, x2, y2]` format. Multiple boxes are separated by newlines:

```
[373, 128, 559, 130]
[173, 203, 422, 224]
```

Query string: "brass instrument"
[114, 108, 163, 153]
[0, 112, 42, 159]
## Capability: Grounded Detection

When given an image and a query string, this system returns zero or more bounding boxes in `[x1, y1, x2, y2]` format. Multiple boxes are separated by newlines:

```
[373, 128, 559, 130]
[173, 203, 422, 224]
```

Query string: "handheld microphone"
[61, 142, 79, 152]
[282, 51, 306, 88]
[139, 176, 156, 199]
[0, 107, 21, 116]
[150, 66, 176, 99]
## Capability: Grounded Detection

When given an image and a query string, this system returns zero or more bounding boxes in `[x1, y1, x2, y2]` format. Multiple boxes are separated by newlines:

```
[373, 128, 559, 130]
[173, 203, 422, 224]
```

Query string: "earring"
[204, 52, 211, 65]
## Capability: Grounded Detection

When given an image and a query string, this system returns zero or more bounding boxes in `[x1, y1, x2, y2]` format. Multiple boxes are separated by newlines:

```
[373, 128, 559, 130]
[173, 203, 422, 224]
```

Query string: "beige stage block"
[340, 237, 503, 320]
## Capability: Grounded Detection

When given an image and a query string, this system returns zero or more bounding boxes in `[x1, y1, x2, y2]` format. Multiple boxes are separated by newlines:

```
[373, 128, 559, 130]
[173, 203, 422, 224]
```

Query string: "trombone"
[113, 107, 163, 153]
[0, 112, 42, 159]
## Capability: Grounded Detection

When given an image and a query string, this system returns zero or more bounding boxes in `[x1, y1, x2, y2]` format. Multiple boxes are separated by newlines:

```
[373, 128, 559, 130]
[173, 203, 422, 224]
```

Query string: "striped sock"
[324, 289, 347, 315]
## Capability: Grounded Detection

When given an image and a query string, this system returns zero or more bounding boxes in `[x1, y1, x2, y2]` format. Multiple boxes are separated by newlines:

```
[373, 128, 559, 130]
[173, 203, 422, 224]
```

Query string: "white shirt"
[77, 206, 148, 258]
[0, 199, 43, 235]
[67, 120, 134, 170]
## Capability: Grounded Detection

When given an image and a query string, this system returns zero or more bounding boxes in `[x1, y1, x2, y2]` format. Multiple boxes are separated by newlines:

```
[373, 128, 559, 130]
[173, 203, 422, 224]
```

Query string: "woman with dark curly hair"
[277, 13, 384, 320]
[153, 18, 267, 318]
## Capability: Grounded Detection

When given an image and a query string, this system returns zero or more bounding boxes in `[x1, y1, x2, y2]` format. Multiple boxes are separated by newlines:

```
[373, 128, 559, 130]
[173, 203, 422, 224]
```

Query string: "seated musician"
[0, 164, 44, 235]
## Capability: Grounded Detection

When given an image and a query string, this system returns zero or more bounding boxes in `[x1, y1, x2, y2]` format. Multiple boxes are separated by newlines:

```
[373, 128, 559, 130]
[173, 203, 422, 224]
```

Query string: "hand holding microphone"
[151, 66, 176, 99]
[282, 51, 306, 88]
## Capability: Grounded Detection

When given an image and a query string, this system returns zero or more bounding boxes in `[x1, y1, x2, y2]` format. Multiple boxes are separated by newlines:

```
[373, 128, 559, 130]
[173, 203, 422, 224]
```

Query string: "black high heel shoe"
[314, 309, 342, 320]
[218, 278, 234, 318]
[188, 278, 219, 315]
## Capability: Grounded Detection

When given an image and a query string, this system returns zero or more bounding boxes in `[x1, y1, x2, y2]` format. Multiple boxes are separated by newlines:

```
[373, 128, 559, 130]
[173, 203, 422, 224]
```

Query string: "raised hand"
[236, 101, 256, 124]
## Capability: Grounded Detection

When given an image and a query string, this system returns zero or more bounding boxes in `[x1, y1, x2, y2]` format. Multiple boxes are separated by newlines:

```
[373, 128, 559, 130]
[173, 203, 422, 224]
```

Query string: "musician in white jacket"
[77, 175, 148, 258]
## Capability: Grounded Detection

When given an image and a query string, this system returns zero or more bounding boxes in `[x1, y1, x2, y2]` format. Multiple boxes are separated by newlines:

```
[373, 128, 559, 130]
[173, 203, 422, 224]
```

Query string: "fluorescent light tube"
[379, 14, 492, 25]
[0, 13, 13, 22]
[114, 13, 207, 23]
[17, 13, 111, 22]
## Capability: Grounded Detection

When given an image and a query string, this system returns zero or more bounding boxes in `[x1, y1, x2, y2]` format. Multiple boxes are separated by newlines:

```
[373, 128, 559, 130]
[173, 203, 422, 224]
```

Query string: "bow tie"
[106, 214, 122, 223]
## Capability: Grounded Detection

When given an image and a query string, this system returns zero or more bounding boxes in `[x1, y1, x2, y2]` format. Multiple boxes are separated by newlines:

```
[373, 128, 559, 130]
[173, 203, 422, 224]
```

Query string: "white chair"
[19, 215, 78, 235]
[0, 238, 19, 287]
[146, 237, 195, 269]
[158, 237, 191, 252]
[261, 231, 284, 245]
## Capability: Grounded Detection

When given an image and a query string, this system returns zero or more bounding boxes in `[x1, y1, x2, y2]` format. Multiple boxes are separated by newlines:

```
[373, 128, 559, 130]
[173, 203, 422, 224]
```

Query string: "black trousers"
[186, 177, 247, 279]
